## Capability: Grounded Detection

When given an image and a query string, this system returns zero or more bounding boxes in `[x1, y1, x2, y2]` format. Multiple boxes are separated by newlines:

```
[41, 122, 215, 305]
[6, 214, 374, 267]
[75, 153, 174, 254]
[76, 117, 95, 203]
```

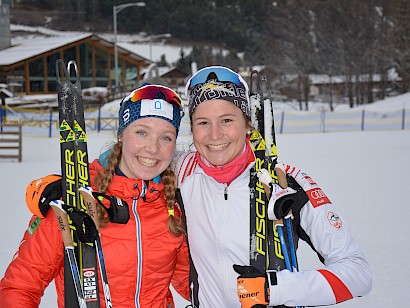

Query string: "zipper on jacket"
[224, 185, 228, 200]
[132, 197, 142, 308]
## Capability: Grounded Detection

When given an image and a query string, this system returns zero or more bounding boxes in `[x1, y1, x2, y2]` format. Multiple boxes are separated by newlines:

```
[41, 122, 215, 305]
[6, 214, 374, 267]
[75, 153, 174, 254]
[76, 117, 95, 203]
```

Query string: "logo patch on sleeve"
[28, 217, 42, 235]
[327, 212, 342, 229]
[307, 188, 331, 207]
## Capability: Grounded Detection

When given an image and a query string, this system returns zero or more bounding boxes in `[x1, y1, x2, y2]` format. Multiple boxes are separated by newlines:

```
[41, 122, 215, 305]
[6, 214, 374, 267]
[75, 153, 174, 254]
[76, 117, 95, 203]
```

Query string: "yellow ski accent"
[59, 119, 75, 143]
[74, 120, 87, 142]
[66, 130, 76, 142]
[60, 119, 71, 131]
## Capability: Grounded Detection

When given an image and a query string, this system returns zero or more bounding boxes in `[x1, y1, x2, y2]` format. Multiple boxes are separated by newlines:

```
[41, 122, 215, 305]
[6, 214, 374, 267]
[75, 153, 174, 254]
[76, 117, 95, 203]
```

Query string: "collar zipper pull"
[224, 186, 228, 200]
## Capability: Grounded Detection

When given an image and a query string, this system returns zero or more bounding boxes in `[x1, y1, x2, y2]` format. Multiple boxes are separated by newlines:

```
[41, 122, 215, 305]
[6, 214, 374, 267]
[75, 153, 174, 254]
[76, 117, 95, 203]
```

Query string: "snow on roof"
[140, 65, 179, 77]
[119, 42, 192, 65]
[0, 88, 13, 98]
[10, 24, 87, 37]
[0, 33, 92, 66]
[5, 24, 188, 66]
[1, 29, 151, 67]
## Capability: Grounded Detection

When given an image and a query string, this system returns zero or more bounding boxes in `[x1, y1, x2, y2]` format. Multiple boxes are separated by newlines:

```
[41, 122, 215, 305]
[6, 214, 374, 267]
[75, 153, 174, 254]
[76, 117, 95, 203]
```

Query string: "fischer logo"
[307, 188, 331, 207]
[255, 180, 266, 256]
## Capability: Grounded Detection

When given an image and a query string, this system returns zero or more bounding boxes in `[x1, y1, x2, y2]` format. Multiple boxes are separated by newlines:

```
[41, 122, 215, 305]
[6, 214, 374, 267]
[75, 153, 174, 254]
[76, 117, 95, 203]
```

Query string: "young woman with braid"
[0, 85, 190, 307]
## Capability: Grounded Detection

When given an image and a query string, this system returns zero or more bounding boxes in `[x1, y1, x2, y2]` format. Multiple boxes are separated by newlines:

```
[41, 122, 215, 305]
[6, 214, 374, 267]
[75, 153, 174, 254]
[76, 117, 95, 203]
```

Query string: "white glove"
[267, 184, 297, 220]
[257, 168, 297, 221]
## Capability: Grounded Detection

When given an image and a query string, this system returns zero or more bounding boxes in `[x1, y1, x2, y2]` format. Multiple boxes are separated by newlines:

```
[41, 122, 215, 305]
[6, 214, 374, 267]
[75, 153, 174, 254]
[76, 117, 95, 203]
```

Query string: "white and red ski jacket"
[173, 150, 372, 307]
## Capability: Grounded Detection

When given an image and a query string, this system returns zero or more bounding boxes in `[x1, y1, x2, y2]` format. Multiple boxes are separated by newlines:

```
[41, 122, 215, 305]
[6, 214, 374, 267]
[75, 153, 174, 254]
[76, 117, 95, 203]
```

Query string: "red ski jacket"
[0, 159, 190, 307]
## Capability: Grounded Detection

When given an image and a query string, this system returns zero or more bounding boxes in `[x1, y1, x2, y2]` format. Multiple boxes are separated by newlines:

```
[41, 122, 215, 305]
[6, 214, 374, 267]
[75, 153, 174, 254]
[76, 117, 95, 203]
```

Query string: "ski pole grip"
[51, 201, 74, 248]
[79, 187, 100, 231]
[275, 166, 288, 189]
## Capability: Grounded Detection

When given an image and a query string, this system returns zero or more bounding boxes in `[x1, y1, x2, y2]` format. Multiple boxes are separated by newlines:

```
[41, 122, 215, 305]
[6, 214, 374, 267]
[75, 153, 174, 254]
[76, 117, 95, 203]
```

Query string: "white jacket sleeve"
[269, 166, 372, 306]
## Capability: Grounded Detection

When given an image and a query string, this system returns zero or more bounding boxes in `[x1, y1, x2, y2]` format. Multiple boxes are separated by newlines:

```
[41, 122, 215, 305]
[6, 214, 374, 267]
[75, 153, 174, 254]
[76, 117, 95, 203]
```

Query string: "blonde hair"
[94, 140, 185, 237]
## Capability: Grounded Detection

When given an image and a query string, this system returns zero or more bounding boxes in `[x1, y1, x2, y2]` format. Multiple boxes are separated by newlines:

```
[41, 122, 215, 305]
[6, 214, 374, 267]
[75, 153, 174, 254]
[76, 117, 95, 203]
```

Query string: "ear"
[118, 132, 123, 143]
[245, 120, 253, 132]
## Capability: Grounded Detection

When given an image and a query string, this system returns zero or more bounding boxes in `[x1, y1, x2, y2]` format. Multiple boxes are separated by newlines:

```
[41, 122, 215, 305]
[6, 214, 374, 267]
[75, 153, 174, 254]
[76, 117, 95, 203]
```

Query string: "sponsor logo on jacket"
[307, 188, 331, 207]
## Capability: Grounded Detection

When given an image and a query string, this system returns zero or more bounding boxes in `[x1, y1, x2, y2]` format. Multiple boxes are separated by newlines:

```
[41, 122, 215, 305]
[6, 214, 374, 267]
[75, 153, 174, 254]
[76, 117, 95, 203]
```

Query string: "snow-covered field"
[1, 94, 410, 307]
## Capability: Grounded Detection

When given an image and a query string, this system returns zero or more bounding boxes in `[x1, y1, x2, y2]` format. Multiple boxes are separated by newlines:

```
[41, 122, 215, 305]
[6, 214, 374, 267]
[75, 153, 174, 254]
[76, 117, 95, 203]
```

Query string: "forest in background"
[10, 0, 410, 102]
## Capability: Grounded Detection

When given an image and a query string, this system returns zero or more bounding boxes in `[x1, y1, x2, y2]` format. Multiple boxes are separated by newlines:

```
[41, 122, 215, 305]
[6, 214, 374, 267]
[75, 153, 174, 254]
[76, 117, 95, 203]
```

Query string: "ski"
[249, 70, 299, 308]
[56, 59, 100, 307]
[259, 76, 301, 279]
[50, 200, 87, 308]
[80, 187, 113, 308]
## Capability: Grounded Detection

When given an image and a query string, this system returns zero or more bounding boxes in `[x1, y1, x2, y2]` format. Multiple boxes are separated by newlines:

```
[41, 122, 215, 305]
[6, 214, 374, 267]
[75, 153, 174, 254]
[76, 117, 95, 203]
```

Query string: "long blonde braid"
[94, 141, 122, 227]
[161, 167, 185, 237]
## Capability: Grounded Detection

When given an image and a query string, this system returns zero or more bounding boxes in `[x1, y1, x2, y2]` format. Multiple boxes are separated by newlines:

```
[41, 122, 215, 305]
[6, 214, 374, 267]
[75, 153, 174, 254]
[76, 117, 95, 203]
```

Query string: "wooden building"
[0, 33, 150, 95]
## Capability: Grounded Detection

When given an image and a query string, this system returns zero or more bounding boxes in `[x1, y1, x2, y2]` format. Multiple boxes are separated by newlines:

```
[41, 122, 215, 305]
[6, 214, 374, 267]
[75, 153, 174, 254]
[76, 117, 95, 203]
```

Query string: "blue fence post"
[321, 110, 326, 133]
[361, 109, 365, 131]
[280, 111, 285, 134]
[0, 104, 5, 129]
[402, 108, 405, 130]
[97, 104, 102, 132]
[49, 108, 53, 138]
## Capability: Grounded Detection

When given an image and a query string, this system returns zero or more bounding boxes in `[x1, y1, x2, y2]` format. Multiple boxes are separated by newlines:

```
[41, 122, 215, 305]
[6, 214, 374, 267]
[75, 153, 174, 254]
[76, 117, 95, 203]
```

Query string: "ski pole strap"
[92, 191, 130, 224]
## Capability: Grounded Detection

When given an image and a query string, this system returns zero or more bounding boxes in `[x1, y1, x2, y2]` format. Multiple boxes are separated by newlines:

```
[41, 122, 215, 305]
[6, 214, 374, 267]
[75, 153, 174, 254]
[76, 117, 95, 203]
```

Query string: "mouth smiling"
[207, 143, 229, 151]
[138, 156, 158, 167]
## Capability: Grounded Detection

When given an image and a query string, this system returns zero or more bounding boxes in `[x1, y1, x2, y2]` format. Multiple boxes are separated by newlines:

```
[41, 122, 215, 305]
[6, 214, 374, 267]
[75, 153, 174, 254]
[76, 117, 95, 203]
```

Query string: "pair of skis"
[52, 59, 112, 307]
[248, 71, 300, 308]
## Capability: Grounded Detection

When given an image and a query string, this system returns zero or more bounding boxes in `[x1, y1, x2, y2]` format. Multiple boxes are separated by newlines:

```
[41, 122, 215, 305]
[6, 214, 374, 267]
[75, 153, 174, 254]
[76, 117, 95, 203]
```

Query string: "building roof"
[0, 33, 90, 66]
[0, 33, 150, 67]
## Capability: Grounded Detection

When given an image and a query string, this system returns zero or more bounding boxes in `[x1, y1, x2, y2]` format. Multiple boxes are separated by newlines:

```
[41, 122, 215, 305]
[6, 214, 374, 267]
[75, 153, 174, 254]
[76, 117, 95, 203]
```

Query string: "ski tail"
[80, 187, 113, 308]
[50, 200, 87, 308]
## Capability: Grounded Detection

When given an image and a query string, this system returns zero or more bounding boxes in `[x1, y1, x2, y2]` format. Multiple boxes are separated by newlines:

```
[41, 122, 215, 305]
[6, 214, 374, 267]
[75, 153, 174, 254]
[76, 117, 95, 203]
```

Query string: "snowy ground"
[1, 97, 410, 306]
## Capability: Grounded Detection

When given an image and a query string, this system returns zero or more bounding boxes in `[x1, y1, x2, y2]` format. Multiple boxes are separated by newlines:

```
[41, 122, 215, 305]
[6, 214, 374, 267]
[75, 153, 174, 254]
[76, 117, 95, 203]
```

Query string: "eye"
[135, 130, 147, 137]
[160, 135, 174, 142]
[222, 118, 233, 124]
[195, 120, 208, 126]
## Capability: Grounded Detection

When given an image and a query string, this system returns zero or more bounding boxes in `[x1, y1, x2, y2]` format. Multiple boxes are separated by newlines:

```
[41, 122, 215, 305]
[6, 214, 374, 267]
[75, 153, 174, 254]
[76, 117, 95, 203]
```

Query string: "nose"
[209, 123, 222, 140]
[145, 136, 159, 154]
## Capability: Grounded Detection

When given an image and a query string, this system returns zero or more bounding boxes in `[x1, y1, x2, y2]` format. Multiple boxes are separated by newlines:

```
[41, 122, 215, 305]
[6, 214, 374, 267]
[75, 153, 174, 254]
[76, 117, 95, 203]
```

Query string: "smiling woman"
[0, 84, 190, 308]
[172, 66, 372, 307]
